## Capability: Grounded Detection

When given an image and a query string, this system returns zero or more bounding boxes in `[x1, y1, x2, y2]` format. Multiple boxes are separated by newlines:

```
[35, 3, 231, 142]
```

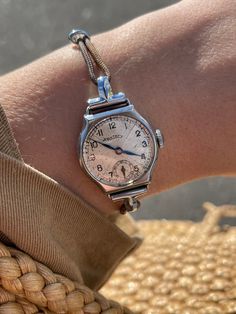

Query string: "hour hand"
[89, 138, 141, 156]
[122, 149, 141, 157]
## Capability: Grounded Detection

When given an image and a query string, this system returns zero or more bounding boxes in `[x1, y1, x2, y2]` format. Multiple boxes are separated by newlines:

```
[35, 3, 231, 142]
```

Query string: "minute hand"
[91, 139, 117, 151]
[91, 138, 141, 156]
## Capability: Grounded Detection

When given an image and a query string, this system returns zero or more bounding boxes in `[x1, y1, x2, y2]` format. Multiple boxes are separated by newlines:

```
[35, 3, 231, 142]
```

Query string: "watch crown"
[155, 129, 164, 148]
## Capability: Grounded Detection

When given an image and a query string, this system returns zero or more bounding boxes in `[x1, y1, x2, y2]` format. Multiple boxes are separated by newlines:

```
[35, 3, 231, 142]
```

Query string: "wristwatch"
[68, 29, 164, 214]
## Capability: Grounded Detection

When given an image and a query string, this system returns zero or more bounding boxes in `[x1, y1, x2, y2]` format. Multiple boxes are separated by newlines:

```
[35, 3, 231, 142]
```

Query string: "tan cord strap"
[82, 37, 111, 85]
[68, 30, 111, 85]
[0, 243, 131, 313]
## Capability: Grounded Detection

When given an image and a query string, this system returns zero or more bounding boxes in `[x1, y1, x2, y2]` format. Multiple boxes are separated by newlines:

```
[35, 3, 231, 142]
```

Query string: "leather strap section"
[88, 100, 129, 115]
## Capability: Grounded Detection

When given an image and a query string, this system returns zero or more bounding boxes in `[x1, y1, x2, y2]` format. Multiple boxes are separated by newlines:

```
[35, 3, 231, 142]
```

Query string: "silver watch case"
[79, 99, 159, 196]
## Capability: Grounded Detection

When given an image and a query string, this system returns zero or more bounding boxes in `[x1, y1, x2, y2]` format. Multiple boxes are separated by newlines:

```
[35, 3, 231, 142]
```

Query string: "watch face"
[82, 115, 156, 187]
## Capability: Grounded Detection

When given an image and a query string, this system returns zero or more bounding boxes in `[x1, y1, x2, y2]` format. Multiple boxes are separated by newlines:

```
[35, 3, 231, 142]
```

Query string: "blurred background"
[0, 0, 235, 223]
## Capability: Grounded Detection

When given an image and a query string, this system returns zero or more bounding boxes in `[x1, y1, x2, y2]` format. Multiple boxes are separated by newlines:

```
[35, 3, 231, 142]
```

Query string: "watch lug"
[109, 184, 148, 214]
[109, 185, 148, 202]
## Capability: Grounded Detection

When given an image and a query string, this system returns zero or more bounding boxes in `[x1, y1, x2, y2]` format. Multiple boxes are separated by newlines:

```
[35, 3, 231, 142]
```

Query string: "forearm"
[0, 0, 235, 214]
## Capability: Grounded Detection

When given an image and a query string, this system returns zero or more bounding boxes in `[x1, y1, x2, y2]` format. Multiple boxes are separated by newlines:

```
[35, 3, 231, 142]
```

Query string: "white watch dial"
[82, 115, 156, 187]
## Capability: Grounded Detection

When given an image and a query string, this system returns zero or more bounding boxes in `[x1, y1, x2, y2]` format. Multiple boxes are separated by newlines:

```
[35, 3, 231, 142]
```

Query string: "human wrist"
[0, 44, 124, 215]
[0, 0, 235, 215]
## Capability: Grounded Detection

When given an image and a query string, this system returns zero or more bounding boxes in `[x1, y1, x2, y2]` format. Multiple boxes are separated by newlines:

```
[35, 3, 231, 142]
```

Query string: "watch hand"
[89, 138, 117, 151]
[122, 149, 141, 157]
[121, 165, 126, 178]
[99, 141, 117, 150]
[89, 138, 141, 156]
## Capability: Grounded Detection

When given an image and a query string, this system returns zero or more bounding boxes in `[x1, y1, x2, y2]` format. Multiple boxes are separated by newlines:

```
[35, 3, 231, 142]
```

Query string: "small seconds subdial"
[82, 115, 155, 187]
[113, 160, 134, 183]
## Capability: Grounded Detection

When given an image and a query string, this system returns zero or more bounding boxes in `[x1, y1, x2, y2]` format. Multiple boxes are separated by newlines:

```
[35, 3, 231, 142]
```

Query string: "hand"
[121, 149, 141, 157]
[90, 139, 117, 151]
[91, 139, 141, 157]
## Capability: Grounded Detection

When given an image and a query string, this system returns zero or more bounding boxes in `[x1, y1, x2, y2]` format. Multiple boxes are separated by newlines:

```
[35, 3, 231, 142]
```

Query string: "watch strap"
[68, 28, 162, 215]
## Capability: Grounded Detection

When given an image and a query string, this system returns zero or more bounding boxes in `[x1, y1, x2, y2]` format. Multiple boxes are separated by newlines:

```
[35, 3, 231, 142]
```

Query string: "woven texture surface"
[1, 202, 236, 313]
[0, 244, 131, 314]
[100, 203, 236, 314]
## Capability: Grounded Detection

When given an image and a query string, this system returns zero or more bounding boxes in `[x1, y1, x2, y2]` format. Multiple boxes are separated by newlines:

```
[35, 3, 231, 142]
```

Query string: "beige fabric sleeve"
[0, 103, 142, 290]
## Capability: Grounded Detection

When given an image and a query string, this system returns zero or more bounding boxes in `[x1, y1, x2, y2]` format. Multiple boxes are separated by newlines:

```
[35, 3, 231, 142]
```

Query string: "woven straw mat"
[0, 202, 236, 313]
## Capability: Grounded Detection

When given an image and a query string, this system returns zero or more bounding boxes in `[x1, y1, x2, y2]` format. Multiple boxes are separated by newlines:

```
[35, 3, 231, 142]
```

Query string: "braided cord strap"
[0, 243, 132, 314]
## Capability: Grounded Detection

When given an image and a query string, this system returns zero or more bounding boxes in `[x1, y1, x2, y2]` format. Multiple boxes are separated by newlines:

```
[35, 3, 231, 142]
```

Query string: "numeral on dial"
[109, 122, 116, 129]
[142, 140, 147, 147]
[135, 130, 141, 137]
[97, 129, 103, 136]
[88, 154, 95, 161]
[97, 165, 103, 172]
[90, 141, 98, 150]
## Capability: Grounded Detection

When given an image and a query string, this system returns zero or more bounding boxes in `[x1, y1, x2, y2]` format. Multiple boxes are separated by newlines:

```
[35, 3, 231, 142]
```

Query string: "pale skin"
[0, 0, 235, 215]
